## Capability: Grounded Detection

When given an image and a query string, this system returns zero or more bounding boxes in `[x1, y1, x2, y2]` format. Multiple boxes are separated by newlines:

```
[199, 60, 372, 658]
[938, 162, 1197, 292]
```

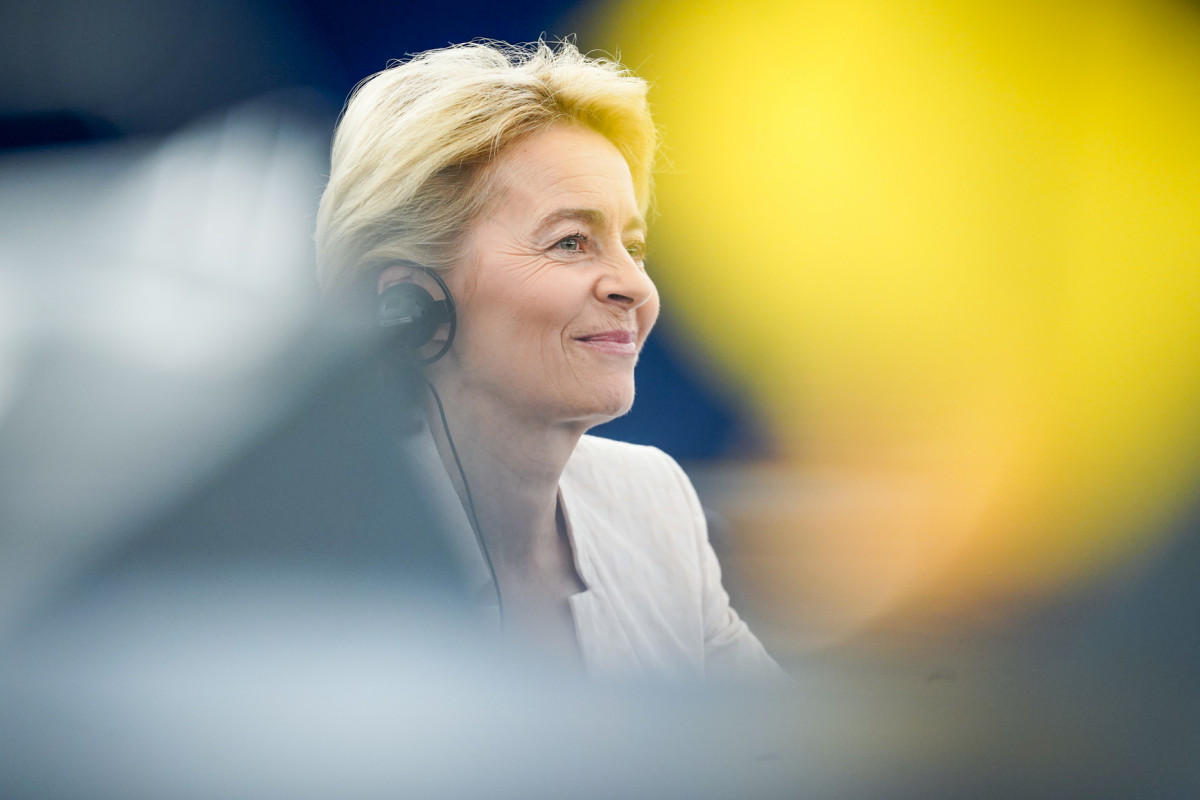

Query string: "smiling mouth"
[574, 330, 638, 356]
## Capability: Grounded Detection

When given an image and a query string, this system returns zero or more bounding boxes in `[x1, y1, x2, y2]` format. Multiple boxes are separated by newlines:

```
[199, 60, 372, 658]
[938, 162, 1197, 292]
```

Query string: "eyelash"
[553, 232, 648, 264]
[555, 233, 590, 252]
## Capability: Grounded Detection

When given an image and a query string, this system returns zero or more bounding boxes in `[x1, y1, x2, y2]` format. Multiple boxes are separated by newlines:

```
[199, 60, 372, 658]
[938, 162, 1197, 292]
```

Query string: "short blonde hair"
[315, 39, 657, 293]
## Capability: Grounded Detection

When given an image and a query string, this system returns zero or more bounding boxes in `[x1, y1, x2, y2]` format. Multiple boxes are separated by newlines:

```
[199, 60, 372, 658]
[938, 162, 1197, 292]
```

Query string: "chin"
[551, 381, 634, 428]
[581, 388, 636, 426]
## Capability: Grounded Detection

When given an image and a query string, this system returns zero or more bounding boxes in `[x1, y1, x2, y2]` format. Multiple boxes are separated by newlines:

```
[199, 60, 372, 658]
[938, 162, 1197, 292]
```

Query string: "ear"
[376, 262, 456, 359]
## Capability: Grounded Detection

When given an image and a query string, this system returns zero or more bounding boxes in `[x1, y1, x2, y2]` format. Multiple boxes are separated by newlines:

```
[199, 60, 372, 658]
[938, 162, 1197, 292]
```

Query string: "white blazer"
[414, 430, 786, 682]
[560, 436, 784, 681]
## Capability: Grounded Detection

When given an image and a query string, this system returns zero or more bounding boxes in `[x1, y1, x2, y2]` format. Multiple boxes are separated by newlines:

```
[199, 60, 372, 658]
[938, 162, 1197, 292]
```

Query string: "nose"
[596, 251, 656, 311]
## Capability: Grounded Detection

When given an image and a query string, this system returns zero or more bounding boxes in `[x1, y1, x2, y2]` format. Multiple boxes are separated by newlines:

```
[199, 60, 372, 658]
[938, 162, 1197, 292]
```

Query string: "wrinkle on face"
[433, 124, 659, 430]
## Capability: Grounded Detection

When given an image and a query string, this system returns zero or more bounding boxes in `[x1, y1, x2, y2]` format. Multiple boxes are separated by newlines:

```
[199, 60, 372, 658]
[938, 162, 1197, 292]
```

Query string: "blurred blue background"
[0, 0, 765, 461]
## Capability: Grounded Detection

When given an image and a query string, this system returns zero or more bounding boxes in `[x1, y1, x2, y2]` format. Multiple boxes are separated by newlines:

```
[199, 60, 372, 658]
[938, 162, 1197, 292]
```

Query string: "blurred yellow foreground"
[593, 0, 1200, 648]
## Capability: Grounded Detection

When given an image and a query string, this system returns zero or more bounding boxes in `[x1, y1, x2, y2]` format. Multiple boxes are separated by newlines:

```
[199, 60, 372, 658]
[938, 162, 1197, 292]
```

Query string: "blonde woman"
[316, 40, 783, 681]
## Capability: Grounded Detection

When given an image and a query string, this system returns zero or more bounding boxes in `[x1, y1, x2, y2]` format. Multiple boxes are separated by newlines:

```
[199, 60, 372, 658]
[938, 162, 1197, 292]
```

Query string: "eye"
[625, 240, 647, 261]
[555, 233, 589, 252]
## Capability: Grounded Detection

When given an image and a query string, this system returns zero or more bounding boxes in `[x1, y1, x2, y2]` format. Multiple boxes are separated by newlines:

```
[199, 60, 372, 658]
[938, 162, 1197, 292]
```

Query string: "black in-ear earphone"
[377, 264, 457, 364]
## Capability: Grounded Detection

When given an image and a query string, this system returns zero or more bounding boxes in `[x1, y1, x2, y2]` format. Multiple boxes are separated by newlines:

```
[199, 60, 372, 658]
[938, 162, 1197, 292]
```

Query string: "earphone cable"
[423, 375, 505, 627]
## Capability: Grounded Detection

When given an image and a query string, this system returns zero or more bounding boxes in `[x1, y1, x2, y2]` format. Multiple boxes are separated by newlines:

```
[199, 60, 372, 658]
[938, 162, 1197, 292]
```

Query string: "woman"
[316, 40, 783, 681]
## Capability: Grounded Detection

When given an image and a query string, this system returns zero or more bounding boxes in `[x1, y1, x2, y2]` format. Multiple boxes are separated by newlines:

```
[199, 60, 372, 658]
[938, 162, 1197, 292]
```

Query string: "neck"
[422, 378, 585, 573]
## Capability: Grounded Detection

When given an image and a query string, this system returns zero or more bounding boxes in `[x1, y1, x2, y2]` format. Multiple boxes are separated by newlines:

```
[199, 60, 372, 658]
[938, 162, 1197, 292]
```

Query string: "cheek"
[524, 280, 588, 333]
[467, 289, 575, 367]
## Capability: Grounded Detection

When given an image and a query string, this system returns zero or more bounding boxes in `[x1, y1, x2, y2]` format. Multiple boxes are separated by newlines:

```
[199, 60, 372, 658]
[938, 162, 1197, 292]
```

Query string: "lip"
[573, 329, 638, 356]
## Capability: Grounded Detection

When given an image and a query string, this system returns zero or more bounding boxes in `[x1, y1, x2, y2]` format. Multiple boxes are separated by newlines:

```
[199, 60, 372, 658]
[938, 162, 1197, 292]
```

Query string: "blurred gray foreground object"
[0, 305, 495, 795]
[0, 304, 812, 800]
[8, 312, 471, 615]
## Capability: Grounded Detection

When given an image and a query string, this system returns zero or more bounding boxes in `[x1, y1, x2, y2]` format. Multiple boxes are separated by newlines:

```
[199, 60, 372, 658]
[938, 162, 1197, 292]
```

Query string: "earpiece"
[373, 263, 496, 616]
[376, 264, 457, 364]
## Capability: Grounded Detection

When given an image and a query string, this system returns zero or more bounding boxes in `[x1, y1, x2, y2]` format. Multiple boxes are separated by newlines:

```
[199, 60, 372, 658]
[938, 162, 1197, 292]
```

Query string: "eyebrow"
[533, 208, 647, 237]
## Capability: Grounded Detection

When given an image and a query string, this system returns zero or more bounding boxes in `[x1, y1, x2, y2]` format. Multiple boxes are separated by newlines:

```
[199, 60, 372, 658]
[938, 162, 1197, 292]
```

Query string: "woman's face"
[440, 124, 659, 428]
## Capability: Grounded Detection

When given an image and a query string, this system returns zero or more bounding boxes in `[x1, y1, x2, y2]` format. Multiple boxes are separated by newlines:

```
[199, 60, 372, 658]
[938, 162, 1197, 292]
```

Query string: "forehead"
[483, 125, 644, 232]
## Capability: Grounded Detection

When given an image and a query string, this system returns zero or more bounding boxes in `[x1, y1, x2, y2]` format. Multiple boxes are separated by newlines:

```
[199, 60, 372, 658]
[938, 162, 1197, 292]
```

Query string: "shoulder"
[561, 435, 705, 554]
